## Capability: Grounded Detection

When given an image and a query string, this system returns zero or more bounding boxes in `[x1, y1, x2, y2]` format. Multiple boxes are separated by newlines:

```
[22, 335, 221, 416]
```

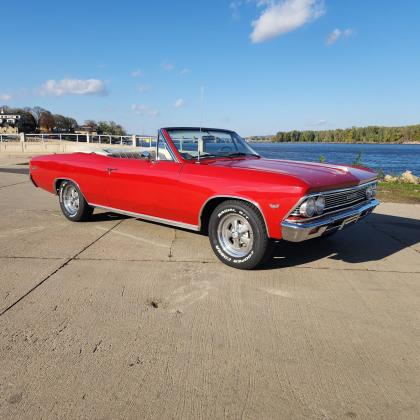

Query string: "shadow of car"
[262, 212, 420, 270]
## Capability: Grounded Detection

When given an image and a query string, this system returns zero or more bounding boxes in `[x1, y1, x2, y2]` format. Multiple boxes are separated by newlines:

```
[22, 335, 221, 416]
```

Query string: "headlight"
[315, 196, 325, 214]
[366, 186, 374, 200]
[372, 184, 377, 197]
[299, 197, 315, 217]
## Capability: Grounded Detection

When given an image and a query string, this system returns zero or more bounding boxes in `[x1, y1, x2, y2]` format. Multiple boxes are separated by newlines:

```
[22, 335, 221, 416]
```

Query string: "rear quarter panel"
[30, 153, 110, 206]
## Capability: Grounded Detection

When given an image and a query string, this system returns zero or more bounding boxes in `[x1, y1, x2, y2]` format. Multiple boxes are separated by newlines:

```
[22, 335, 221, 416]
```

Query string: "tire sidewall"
[209, 202, 267, 269]
[59, 181, 84, 221]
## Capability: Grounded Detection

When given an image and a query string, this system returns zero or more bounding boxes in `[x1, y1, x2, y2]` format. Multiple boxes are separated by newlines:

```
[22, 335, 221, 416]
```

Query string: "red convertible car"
[30, 127, 379, 269]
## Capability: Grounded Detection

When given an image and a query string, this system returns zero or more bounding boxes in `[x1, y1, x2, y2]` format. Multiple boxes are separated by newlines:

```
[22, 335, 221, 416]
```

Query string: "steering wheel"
[220, 146, 233, 152]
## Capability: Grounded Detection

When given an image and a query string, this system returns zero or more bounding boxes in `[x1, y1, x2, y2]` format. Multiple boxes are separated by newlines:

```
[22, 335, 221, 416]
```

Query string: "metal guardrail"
[0, 134, 20, 142]
[0, 133, 156, 146]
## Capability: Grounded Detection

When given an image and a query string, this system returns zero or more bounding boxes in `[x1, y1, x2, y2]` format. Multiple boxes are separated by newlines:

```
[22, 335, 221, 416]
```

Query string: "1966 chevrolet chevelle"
[30, 127, 379, 269]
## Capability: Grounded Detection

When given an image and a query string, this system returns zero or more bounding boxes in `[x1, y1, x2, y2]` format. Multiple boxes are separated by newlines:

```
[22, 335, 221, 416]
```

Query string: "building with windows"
[0, 108, 21, 134]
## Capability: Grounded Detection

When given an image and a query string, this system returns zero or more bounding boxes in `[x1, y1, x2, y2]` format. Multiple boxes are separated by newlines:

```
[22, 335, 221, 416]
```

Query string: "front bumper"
[281, 199, 380, 242]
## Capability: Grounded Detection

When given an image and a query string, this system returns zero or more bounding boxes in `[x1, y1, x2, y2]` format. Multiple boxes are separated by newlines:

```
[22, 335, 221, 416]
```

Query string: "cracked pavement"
[0, 166, 419, 419]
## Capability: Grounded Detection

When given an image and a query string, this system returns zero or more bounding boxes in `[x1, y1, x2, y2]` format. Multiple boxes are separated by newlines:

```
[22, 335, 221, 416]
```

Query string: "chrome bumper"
[281, 199, 380, 242]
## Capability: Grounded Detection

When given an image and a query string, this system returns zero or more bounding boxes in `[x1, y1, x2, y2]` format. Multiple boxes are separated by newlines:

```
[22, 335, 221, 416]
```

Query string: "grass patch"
[377, 182, 420, 204]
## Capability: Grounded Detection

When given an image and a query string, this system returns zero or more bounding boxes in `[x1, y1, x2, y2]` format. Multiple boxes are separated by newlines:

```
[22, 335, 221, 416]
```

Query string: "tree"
[84, 120, 98, 130]
[63, 117, 78, 132]
[39, 112, 55, 132]
[53, 115, 78, 132]
[24, 106, 48, 126]
[272, 124, 420, 144]
[17, 110, 37, 133]
[97, 120, 126, 135]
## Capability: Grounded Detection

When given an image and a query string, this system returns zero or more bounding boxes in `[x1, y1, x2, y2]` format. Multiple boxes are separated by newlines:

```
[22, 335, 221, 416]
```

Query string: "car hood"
[208, 158, 377, 192]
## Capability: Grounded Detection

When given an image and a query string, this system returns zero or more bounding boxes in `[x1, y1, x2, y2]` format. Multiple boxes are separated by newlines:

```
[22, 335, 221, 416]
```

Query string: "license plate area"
[338, 214, 360, 230]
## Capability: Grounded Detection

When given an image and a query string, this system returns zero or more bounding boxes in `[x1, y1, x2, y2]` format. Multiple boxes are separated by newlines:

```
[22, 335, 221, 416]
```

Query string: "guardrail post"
[132, 134, 136, 147]
[20, 133, 26, 143]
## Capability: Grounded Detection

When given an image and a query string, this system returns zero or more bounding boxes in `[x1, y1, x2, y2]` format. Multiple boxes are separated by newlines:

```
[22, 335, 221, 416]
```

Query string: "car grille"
[290, 182, 376, 216]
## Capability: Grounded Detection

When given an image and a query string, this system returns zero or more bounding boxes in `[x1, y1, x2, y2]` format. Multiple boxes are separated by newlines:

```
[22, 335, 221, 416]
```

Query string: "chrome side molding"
[89, 203, 200, 231]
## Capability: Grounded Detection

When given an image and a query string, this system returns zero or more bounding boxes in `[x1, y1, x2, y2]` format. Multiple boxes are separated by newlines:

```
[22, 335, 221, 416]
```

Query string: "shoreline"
[248, 140, 420, 145]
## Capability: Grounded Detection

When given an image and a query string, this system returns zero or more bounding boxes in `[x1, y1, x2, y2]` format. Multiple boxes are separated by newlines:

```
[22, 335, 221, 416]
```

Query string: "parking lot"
[0, 162, 419, 419]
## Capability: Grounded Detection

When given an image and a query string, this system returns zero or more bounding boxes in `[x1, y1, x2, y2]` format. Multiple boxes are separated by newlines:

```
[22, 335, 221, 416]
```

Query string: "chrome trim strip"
[310, 180, 377, 197]
[284, 180, 378, 220]
[289, 198, 378, 221]
[157, 128, 179, 163]
[198, 195, 269, 234]
[318, 195, 367, 212]
[281, 199, 380, 242]
[89, 203, 200, 231]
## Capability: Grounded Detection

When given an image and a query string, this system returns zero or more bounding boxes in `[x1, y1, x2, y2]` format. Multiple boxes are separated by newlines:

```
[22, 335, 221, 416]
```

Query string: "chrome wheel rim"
[217, 214, 254, 258]
[62, 184, 80, 217]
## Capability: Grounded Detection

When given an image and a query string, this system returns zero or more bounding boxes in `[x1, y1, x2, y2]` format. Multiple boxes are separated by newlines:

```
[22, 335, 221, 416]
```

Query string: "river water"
[251, 143, 420, 176]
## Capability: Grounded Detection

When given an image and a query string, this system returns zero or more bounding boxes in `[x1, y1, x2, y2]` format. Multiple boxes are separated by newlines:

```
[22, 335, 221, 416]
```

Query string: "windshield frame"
[163, 127, 260, 162]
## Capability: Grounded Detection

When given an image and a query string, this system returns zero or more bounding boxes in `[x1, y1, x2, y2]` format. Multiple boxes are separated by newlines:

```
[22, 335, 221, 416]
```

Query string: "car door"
[105, 155, 157, 216]
[144, 159, 184, 221]
[105, 140, 183, 220]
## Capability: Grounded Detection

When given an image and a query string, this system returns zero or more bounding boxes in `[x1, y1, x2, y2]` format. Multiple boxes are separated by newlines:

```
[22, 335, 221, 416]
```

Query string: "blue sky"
[1, 0, 420, 136]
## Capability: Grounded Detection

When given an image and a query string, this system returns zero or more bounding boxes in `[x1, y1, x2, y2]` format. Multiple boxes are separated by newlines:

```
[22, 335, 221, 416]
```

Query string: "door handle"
[107, 167, 118, 174]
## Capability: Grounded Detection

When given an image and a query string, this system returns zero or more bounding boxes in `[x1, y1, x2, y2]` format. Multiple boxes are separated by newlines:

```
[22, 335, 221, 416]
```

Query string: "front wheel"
[208, 200, 272, 269]
[59, 180, 93, 222]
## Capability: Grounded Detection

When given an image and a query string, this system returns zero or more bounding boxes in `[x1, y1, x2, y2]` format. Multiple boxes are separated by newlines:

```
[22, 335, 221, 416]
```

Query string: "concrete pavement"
[0, 165, 419, 419]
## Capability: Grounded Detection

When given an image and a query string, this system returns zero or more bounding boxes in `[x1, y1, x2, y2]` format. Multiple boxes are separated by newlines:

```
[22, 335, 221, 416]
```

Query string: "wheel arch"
[199, 195, 269, 236]
[53, 178, 82, 195]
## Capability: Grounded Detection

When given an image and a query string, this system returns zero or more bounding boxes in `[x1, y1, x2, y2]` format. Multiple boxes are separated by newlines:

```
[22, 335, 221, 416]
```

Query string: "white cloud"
[148, 110, 159, 117]
[131, 104, 147, 114]
[326, 28, 353, 45]
[250, 0, 325, 43]
[138, 85, 151, 93]
[230, 1, 242, 20]
[162, 62, 175, 71]
[179, 68, 190, 76]
[0, 93, 12, 101]
[174, 98, 186, 108]
[311, 119, 327, 126]
[39, 79, 107, 96]
[131, 69, 143, 77]
[131, 104, 159, 117]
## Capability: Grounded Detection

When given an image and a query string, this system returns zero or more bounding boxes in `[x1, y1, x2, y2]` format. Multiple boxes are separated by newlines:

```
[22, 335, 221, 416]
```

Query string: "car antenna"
[197, 85, 205, 164]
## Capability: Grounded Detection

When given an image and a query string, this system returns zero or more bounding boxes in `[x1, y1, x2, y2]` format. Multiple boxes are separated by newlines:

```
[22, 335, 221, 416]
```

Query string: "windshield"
[166, 129, 259, 160]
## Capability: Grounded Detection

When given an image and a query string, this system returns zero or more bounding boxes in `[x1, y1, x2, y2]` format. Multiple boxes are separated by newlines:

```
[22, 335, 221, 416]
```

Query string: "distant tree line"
[0, 105, 127, 135]
[270, 125, 420, 144]
[83, 119, 126, 136]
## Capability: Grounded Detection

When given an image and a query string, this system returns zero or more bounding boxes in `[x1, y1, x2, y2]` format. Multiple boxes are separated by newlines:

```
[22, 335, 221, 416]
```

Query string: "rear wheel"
[208, 200, 272, 269]
[59, 180, 93, 222]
